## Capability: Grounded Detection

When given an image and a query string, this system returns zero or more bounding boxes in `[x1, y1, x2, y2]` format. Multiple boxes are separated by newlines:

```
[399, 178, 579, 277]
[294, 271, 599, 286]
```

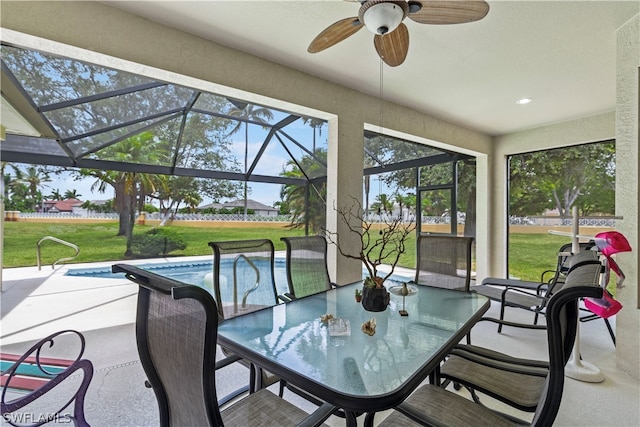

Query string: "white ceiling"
[104, 1, 638, 136]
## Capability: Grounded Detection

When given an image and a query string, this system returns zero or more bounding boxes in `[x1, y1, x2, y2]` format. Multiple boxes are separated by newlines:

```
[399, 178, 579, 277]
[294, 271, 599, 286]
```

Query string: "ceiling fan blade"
[308, 17, 363, 53]
[374, 23, 409, 67]
[408, 0, 489, 25]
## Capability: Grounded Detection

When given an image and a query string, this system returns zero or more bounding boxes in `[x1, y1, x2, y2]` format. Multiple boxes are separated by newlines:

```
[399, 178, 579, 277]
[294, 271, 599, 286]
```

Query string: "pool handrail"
[37, 236, 80, 270]
[233, 254, 261, 314]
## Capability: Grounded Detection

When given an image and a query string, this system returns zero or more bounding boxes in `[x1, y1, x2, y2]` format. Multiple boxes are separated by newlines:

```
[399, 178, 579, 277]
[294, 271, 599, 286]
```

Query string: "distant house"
[42, 199, 83, 214]
[196, 202, 224, 211]
[222, 199, 278, 216]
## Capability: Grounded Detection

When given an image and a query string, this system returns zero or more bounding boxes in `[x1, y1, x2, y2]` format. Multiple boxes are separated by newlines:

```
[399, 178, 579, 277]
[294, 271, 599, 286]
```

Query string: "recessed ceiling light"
[516, 98, 533, 105]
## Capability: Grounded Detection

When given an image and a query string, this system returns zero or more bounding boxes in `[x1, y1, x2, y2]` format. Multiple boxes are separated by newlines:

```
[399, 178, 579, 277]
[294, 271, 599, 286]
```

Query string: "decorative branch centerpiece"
[324, 198, 415, 312]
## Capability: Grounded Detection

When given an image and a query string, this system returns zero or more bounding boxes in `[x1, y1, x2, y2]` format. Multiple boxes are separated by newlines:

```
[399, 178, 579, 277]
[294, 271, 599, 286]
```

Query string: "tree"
[63, 189, 82, 200]
[301, 116, 325, 152]
[47, 189, 63, 200]
[79, 132, 162, 255]
[509, 142, 615, 217]
[3, 165, 51, 212]
[280, 149, 328, 234]
[225, 104, 274, 220]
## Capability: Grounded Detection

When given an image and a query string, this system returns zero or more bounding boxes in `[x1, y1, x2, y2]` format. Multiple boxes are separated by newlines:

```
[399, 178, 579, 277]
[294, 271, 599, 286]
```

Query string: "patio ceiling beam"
[364, 153, 469, 176]
[277, 129, 328, 167]
[275, 133, 313, 182]
[75, 112, 183, 160]
[191, 107, 282, 128]
[1, 133, 306, 185]
[170, 91, 201, 174]
[247, 114, 299, 178]
[37, 81, 167, 112]
[59, 108, 184, 144]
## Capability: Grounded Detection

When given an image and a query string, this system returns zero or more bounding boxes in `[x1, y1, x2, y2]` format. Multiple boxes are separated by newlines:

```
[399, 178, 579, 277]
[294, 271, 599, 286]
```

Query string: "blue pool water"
[65, 259, 413, 300]
[66, 259, 290, 296]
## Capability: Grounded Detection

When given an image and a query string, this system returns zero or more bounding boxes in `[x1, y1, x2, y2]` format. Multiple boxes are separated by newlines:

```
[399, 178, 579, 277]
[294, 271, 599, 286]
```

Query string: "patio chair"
[368, 250, 604, 427]
[207, 239, 280, 394]
[413, 234, 475, 291]
[280, 236, 335, 301]
[278, 236, 346, 408]
[1, 330, 93, 427]
[471, 241, 599, 333]
[111, 263, 336, 427]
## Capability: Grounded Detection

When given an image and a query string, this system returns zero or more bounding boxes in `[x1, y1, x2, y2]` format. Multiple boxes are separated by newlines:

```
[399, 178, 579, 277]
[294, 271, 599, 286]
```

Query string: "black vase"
[361, 285, 390, 312]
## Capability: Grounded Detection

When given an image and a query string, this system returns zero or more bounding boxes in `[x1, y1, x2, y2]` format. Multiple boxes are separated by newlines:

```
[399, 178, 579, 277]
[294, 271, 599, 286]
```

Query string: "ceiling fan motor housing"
[359, 0, 409, 35]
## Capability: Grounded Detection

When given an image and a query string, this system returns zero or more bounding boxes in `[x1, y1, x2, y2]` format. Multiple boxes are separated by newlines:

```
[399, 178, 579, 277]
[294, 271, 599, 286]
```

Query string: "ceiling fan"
[308, 0, 490, 67]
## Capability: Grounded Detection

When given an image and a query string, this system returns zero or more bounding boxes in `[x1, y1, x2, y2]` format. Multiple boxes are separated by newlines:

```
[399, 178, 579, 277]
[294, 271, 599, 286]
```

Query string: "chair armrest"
[480, 277, 543, 290]
[295, 402, 338, 427]
[451, 344, 549, 371]
[478, 316, 548, 331]
[278, 293, 297, 303]
[215, 354, 243, 370]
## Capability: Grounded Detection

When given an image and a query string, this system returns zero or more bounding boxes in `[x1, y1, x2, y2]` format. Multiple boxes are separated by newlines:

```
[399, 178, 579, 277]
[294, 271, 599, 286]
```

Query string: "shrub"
[130, 227, 187, 257]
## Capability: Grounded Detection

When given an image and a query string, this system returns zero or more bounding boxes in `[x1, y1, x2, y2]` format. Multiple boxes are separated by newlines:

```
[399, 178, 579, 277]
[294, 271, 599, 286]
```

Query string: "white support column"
[326, 116, 365, 285]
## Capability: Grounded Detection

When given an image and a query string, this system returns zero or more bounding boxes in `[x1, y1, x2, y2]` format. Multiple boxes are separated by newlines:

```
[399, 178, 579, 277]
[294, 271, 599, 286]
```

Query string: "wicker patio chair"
[368, 250, 604, 427]
[112, 263, 336, 427]
[413, 234, 475, 291]
[1, 330, 93, 427]
[280, 236, 334, 301]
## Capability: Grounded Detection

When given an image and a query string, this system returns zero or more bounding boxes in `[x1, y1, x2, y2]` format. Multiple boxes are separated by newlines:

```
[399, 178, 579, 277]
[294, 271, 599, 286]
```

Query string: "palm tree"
[48, 188, 63, 200]
[10, 166, 50, 211]
[80, 132, 163, 255]
[63, 189, 82, 200]
[301, 116, 325, 152]
[226, 104, 273, 220]
[279, 149, 328, 234]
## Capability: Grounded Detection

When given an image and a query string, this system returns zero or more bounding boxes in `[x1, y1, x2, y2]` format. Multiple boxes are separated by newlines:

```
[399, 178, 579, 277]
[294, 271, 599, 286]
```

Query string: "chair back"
[113, 263, 224, 427]
[414, 234, 474, 291]
[208, 239, 278, 320]
[544, 241, 595, 290]
[531, 252, 603, 426]
[1, 330, 93, 427]
[542, 245, 599, 301]
[281, 236, 332, 298]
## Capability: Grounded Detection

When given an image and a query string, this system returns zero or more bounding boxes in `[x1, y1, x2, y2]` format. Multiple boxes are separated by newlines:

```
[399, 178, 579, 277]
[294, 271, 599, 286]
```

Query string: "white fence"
[11, 212, 618, 227]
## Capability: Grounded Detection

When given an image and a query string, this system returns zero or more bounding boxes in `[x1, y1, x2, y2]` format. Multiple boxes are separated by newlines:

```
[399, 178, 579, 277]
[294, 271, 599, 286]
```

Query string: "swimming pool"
[65, 259, 413, 299]
[65, 259, 290, 296]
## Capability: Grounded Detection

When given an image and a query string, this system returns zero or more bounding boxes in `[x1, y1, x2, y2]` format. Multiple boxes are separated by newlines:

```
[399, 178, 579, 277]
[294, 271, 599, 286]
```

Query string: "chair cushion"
[222, 389, 328, 426]
[440, 353, 547, 410]
[378, 384, 518, 427]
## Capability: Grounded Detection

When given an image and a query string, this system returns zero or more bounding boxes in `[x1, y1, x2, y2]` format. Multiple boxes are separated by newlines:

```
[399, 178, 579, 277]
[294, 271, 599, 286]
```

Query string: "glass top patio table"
[217, 281, 489, 424]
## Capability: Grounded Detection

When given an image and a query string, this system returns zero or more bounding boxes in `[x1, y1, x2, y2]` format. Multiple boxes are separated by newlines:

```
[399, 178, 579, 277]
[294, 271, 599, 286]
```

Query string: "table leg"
[345, 410, 359, 427]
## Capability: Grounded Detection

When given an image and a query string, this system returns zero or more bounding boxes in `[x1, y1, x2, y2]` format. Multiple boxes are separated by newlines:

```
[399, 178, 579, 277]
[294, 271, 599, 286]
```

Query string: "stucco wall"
[614, 13, 639, 379]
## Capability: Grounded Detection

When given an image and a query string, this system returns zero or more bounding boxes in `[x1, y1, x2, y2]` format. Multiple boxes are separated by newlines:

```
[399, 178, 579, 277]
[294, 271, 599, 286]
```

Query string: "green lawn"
[2, 222, 569, 283]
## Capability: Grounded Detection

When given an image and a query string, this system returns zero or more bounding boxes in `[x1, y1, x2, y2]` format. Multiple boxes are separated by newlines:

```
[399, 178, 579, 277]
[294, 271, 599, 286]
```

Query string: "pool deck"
[1, 258, 638, 426]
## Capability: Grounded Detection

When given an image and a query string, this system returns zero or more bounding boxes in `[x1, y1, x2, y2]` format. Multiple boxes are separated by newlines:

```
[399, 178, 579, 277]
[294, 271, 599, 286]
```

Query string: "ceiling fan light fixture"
[360, 1, 409, 35]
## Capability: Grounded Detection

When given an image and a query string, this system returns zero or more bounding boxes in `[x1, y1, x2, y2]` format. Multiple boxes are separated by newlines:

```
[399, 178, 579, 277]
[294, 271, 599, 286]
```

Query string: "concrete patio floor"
[1, 260, 638, 426]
